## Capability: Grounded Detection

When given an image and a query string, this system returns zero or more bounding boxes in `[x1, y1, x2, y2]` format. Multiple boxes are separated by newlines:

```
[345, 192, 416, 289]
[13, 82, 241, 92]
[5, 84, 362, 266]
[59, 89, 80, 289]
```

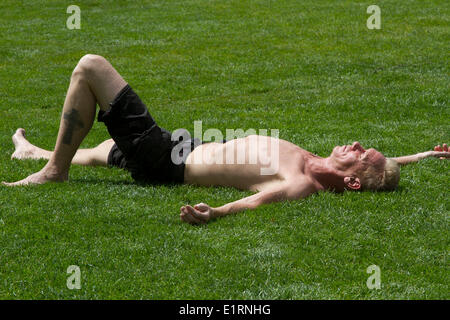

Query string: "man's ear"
[344, 176, 361, 190]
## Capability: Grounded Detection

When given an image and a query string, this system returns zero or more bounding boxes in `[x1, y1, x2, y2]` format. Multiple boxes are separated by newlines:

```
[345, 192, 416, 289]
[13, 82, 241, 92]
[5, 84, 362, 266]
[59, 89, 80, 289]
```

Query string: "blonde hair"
[360, 158, 400, 191]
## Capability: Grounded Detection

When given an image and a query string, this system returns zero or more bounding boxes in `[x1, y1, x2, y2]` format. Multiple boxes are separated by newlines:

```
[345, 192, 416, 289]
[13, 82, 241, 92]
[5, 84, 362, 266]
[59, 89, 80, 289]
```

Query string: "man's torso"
[184, 135, 315, 193]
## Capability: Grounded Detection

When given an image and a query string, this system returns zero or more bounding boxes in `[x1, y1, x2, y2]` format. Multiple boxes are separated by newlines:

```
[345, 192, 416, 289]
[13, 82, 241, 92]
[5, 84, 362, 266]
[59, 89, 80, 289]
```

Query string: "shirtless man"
[3, 55, 449, 224]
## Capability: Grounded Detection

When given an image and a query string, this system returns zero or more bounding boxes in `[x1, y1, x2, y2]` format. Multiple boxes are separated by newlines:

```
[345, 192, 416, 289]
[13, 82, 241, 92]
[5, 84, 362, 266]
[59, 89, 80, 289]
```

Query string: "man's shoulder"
[281, 175, 318, 200]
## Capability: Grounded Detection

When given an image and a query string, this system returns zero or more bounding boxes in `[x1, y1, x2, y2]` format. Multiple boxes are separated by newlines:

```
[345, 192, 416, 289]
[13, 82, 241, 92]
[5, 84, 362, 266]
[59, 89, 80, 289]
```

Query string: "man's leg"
[3, 54, 127, 186]
[11, 128, 114, 166]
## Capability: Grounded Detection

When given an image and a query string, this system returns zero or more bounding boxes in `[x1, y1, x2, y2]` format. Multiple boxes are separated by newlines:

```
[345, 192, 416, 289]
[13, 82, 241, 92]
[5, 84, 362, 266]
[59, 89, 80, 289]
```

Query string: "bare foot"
[2, 166, 68, 186]
[5, 128, 68, 186]
[11, 128, 40, 160]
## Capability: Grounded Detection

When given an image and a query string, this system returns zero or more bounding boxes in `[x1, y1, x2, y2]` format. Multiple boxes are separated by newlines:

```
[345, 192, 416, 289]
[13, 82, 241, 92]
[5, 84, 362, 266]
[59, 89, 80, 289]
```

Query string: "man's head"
[329, 142, 400, 191]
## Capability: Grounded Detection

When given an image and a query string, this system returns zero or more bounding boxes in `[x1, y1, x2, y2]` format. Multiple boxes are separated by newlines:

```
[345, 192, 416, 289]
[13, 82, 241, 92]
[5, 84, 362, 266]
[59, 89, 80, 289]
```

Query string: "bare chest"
[184, 136, 306, 190]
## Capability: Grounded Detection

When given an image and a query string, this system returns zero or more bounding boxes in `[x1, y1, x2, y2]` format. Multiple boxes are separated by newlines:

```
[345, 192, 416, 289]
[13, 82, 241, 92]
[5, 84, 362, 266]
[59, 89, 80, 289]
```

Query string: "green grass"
[0, 0, 448, 299]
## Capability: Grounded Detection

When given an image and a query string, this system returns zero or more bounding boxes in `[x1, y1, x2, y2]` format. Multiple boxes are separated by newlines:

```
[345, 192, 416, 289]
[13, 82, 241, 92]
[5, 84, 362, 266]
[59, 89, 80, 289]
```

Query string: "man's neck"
[304, 154, 346, 192]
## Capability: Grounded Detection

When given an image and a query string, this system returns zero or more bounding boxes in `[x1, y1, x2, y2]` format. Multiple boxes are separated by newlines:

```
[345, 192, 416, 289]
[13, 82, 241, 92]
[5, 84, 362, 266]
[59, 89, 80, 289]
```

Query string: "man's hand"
[180, 203, 214, 224]
[432, 143, 450, 159]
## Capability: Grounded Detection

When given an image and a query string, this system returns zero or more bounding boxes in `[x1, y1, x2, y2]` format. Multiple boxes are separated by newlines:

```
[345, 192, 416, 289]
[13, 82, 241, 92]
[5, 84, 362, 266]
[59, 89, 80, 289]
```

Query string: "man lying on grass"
[3, 55, 449, 224]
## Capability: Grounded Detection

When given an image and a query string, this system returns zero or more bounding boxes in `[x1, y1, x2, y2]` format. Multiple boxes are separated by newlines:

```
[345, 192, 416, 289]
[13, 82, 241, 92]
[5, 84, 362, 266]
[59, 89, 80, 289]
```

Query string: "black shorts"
[98, 84, 198, 184]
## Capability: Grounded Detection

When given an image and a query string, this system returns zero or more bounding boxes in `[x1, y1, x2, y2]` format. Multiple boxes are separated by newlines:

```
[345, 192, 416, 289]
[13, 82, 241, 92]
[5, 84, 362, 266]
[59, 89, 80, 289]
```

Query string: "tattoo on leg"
[62, 109, 85, 145]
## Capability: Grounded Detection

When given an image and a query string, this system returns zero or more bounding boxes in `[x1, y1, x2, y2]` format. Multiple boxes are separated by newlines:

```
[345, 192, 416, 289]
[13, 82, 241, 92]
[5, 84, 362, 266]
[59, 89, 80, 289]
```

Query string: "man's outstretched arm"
[391, 143, 449, 166]
[180, 181, 314, 224]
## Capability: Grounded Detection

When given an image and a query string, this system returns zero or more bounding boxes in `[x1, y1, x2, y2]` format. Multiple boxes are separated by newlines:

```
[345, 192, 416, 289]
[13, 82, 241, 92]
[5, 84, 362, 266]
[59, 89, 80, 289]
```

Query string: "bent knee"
[72, 54, 108, 78]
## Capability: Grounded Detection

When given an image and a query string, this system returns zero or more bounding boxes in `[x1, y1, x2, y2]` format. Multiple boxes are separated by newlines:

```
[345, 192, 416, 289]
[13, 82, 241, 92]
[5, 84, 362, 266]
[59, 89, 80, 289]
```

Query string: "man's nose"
[351, 141, 362, 151]
[352, 141, 366, 152]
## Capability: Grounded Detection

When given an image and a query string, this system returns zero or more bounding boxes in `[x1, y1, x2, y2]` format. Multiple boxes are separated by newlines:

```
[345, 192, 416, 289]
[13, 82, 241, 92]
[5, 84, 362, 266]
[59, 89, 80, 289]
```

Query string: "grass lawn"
[0, 0, 448, 299]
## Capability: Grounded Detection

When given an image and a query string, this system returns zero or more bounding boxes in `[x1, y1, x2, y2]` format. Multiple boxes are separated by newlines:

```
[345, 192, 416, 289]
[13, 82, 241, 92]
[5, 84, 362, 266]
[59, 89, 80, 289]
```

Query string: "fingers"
[433, 144, 449, 159]
[434, 144, 448, 152]
[194, 203, 209, 212]
[443, 143, 448, 159]
[180, 206, 195, 224]
[180, 205, 203, 225]
[186, 205, 208, 223]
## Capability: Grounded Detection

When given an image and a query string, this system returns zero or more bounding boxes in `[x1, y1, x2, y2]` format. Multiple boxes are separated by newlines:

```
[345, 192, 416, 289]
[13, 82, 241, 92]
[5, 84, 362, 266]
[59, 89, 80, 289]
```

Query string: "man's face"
[330, 141, 386, 174]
